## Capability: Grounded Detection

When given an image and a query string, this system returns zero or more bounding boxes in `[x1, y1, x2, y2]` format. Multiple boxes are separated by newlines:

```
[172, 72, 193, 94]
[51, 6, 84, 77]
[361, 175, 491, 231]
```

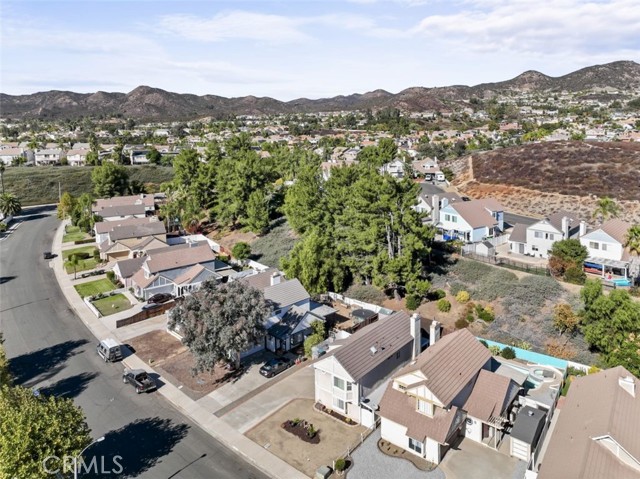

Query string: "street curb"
[51, 220, 308, 479]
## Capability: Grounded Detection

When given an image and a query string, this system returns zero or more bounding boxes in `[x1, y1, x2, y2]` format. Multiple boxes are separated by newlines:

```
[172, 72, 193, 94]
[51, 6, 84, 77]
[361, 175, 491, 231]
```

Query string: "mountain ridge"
[2, 60, 639, 121]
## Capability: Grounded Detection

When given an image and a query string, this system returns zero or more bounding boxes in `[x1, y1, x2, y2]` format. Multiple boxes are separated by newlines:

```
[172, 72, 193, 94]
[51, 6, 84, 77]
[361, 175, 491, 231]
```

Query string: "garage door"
[511, 438, 529, 461]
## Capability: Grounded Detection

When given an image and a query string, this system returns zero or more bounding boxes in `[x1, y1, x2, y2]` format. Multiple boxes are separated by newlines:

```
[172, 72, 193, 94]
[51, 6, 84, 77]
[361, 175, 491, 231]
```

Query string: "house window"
[546, 233, 554, 240]
[445, 214, 451, 222]
[589, 242, 599, 250]
[451, 215, 458, 223]
[333, 397, 345, 410]
[602, 244, 608, 251]
[417, 399, 433, 416]
[408, 437, 423, 454]
[534, 231, 543, 239]
[333, 377, 345, 390]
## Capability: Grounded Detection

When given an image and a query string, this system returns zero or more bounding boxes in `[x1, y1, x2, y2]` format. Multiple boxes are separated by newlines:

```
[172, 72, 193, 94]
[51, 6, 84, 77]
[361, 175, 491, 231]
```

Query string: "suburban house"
[66, 148, 90, 166]
[0, 147, 31, 165]
[538, 367, 640, 479]
[508, 210, 586, 258]
[580, 218, 636, 281]
[98, 220, 167, 261]
[34, 148, 63, 165]
[415, 192, 462, 219]
[128, 242, 231, 300]
[94, 217, 159, 244]
[314, 312, 434, 428]
[438, 198, 505, 243]
[411, 158, 445, 181]
[379, 159, 406, 178]
[95, 204, 148, 222]
[379, 329, 521, 465]
[93, 194, 156, 215]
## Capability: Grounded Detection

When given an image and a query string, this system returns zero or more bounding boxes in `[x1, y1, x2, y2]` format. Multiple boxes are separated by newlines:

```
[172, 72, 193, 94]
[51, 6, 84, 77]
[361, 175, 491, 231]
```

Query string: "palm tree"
[592, 196, 620, 224]
[68, 254, 80, 280]
[0, 193, 21, 218]
[625, 225, 640, 257]
[0, 164, 5, 194]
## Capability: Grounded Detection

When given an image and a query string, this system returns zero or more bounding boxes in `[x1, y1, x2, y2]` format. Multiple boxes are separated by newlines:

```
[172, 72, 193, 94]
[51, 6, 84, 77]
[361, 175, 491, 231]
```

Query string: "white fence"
[83, 287, 128, 318]
[327, 292, 393, 317]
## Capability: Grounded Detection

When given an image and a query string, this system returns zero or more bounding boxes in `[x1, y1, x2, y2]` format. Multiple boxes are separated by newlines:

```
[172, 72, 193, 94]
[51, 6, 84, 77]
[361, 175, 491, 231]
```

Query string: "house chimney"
[579, 220, 587, 237]
[410, 313, 421, 359]
[561, 216, 570, 239]
[270, 271, 282, 286]
[140, 193, 144, 199]
[430, 320, 441, 346]
[431, 194, 440, 226]
[619, 376, 636, 398]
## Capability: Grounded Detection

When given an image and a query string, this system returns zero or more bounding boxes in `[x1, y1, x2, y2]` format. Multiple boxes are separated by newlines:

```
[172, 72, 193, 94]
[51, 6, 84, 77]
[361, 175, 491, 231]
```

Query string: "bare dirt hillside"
[447, 141, 640, 224]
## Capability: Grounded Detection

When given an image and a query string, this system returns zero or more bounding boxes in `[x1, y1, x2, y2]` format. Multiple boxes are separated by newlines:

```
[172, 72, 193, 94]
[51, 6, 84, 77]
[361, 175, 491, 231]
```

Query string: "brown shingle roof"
[94, 194, 155, 211]
[333, 311, 412, 382]
[462, 370, 519, 422]
[538, 367, 640, 479]
[239, 268, 278, 290]
[97, 204, 146, 218]
[397, 329, 491, 406]
[173, 264, 206, 285]
[379, 384, 459, 444]
[600, 218, 632, 244]
[108, 221, 166, 241]
[263, 278, 311, 309]
[145, 242, 215, 273]
[450, 199, 503, 229]
[114, 256, 145, 278]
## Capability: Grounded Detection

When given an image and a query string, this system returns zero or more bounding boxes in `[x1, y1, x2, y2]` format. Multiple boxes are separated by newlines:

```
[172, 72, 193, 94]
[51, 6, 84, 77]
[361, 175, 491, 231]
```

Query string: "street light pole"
[74, 436, 105, 479]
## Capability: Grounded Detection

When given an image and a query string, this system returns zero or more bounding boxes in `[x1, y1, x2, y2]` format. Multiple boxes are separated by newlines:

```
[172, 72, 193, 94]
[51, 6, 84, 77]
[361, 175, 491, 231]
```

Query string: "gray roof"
[547, 210, 580, 233]
[267, 306, 324, 340]
[397, 329, 492, 406]
[263, 278, 310, 309]
[239, 268, 279, 290]
[95, 216, 155, 234]
[108, 221, 166, 241]
[97, 204, 146, 218]
[114, 256, 146, 278]
[333, 311, 412, 382]
[508, 223, 528, 243]
[510, 406, 546, 444]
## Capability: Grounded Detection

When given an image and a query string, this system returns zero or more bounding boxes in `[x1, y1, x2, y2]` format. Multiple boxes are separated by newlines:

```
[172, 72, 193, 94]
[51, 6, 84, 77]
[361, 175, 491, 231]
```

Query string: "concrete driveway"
[439, 437, 526, 479]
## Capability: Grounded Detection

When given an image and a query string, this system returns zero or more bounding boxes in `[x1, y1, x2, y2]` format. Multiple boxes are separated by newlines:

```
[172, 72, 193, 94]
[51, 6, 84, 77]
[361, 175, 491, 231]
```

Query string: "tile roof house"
[98, 220, 167, 261]
[580, 218, 638, 280]
[438, 198, 505, 243]
[94, 217, 158, 244]
[379, 329, 520, 465]
[93, 194, 156, 215]
[508, 210, 587, 258]
[127, 242, 231, 300]
[314, 311, 426, 428]
[538, 367, 640, 479]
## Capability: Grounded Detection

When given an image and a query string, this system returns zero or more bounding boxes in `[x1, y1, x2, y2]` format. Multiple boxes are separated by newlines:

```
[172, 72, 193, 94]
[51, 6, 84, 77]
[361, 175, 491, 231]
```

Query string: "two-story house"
[508, 210, 586, 258]
[379, 159, 406, 178]
[580, 218, 634, 280]
[314, 312, 430, 428]
[379, 329, 520, 465]
[438, 198, 504, 243]
[538, 367, 640, 479]
[34, 148, 63, 165]
[66, 148, 90, 166]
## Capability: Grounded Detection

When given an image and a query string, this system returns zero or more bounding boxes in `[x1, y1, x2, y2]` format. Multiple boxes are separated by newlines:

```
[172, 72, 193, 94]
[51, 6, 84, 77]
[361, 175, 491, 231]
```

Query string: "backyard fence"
[327, 292, 394, 317]
[460, 251, 550, 276]
[115, 300, 175, 328]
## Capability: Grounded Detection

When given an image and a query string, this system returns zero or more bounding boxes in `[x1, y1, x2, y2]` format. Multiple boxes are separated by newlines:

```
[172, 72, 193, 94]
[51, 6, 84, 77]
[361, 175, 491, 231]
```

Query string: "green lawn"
[92, 294, 132, 316]
[74, 278, 116, 298]
[63, 225, 90, 243]
[63, 245, 101, 274]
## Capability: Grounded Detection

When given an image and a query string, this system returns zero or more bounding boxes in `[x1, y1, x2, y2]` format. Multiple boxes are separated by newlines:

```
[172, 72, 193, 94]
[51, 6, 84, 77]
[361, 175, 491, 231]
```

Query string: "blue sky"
[2, 0, 639, 100]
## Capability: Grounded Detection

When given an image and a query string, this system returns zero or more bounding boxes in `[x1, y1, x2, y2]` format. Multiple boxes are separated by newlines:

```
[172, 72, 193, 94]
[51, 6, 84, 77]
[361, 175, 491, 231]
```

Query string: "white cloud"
[411, 0, 640, 60]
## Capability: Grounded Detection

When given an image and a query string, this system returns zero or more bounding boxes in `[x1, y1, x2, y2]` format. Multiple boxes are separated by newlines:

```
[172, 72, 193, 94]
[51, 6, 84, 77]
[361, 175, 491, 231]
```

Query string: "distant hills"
[2, 61, 639, 121]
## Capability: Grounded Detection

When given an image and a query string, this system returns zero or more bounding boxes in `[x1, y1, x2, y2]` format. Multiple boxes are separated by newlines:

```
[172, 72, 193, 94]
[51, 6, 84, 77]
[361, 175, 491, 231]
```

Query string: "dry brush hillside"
[447, 141, 640, 224]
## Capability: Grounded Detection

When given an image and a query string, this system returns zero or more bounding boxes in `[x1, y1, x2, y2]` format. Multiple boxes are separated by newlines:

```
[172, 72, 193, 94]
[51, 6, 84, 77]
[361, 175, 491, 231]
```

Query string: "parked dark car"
[147, 293, 173, 304]
[43, 251, 54, 259]
[122, 369, 157, 393]
[259, 357, 293, 378]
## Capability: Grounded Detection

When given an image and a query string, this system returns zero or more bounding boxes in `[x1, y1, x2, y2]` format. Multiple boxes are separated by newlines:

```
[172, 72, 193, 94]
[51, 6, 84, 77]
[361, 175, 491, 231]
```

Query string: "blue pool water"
[613, 279, 631, 287]
[478, 338, 568, 370]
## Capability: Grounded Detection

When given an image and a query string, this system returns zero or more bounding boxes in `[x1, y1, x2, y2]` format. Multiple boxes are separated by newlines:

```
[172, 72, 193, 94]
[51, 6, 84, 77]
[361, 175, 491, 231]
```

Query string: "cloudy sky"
[2, 0, 639, 100]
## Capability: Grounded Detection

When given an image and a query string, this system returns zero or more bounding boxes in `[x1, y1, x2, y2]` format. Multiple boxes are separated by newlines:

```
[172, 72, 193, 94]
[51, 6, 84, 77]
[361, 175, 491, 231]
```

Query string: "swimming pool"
[613, 278, 631, 287]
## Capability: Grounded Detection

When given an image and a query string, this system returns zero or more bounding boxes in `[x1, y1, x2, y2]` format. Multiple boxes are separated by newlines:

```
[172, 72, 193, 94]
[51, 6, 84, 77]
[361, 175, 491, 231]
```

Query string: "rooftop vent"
[619, 376, 636, 398]
[369, 346, 378, 355]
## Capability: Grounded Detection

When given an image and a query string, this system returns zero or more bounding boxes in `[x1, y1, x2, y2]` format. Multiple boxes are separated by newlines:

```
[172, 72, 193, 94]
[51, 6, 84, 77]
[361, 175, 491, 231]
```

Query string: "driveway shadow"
[9, 339, 89, 387]
[40, 371, 98, 399]
[85, 417, 190, 478]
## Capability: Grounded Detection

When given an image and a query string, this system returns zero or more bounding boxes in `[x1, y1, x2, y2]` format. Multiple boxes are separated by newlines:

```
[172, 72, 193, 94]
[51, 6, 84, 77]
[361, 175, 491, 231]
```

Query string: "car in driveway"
[259, 357, 293, 378]
[147, 293, 173, 304]
[122, 369, 157, 393]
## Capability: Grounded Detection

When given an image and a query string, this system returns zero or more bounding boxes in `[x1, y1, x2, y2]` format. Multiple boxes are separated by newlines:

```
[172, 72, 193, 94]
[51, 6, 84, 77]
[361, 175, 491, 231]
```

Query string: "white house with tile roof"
[438, 198, 504, 243]
[580, 218, 636, 279]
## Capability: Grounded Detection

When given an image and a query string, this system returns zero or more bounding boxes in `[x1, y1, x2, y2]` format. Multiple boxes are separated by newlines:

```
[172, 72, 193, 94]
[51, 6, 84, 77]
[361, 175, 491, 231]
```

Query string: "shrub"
[501, 347, 516, 359]
[429, 289, 447, 301]
[567, 366, 586, 377]
[335, 458, 346, 472]
[106, 270, 116, 284]
[344, 284, 387, 305]
[437, 299, 451, 313]
[405, 294, 421, 311]
[449, 282, 467, 296]
[449, 259, 494, 283]
[545, 339, 577, 359]
[455, 290, 470, 303]
[231, 242, 252, 260]
[517, 341, 532, 351]
[564, 265, 586, 285]
[455, 318, 469, 329]
[475, 304, 495, 322]
[489, 345, 501, 355]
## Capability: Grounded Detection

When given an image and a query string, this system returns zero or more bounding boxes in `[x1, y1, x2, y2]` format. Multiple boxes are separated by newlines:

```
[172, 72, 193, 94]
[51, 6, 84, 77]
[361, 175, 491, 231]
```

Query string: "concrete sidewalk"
[51, 220, 308, 479]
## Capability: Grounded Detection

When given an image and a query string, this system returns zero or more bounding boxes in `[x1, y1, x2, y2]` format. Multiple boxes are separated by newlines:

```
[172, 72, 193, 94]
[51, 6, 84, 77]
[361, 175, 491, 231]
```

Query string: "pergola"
[584, 257, 630, 279]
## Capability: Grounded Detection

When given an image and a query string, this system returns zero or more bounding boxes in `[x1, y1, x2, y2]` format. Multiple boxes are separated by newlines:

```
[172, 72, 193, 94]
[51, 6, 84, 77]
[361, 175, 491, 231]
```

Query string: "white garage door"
[511, 438, 529, 461]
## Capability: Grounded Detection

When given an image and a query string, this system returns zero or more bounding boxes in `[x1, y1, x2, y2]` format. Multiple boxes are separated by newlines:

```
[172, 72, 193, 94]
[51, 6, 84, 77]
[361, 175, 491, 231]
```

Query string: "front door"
[519, 243, 524, 254]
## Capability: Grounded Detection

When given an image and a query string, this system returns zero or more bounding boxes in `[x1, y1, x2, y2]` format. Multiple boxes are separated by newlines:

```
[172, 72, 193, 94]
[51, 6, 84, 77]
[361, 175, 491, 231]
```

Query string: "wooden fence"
[115, 300, 175, 328]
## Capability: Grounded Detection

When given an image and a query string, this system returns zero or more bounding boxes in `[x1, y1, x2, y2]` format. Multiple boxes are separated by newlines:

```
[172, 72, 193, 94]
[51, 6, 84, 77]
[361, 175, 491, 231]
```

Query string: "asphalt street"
[0, 206, 268, 479]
